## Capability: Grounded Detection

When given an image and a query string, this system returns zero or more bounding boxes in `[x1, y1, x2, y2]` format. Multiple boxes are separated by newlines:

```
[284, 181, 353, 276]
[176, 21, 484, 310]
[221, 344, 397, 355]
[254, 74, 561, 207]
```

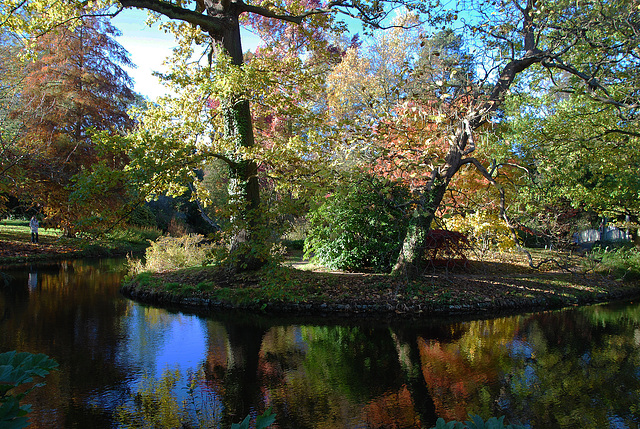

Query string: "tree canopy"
[324, 0, 640, 276]
[1, 0, 638, 274]
[1, 16, 136, 233]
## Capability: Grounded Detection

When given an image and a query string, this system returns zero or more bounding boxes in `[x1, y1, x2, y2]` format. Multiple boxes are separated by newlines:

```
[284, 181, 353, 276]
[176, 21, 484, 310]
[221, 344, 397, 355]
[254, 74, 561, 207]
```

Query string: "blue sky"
[111, 8, 262, 100]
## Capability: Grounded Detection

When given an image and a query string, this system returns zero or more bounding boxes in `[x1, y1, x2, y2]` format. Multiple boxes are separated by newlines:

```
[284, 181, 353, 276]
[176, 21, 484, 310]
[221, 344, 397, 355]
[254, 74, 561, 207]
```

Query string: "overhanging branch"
[541, 58, 640, 111]
[239, 0, 419, 29]
[118, 0, 225, 32]
[239, 0, 343, 25]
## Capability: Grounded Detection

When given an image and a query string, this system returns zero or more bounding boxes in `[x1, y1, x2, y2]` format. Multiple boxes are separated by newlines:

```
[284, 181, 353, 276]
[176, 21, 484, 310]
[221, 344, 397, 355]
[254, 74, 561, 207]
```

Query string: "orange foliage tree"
[327, 0, 640, 278]
[327, 25, 503, 274]
[7, 16, 136, 234]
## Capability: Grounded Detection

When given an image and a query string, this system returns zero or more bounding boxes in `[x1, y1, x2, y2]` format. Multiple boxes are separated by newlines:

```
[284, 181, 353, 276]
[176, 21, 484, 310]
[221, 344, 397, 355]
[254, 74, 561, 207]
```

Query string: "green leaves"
[0, 351, 58, 429]
[432, 418, 465, 429]
[0, 351, 58, 391]
[430, 415, 527, 429]
[304, 174, 411, 272]
[231, 407, 276, 429]
[504, 89, 640, 218]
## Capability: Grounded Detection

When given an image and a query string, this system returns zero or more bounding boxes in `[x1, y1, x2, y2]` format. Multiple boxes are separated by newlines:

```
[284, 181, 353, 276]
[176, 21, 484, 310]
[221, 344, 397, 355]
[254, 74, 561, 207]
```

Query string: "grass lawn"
[121, 246, 640, 318]
[4, 217, 638, 317]
[0, 218, 158, 263]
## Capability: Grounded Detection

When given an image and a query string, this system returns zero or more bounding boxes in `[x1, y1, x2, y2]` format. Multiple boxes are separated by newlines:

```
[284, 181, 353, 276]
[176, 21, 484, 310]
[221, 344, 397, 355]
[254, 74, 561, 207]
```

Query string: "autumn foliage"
[8, 17, 135, 233]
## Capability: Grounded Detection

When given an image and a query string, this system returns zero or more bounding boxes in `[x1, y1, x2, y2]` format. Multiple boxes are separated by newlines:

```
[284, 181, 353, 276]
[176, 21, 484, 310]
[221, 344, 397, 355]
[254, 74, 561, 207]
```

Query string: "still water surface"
[1, 258, 640, 428]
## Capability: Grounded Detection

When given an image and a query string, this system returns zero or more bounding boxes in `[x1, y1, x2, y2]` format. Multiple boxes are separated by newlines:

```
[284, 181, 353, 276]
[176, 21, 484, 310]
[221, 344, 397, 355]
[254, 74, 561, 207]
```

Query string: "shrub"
[131, 234, 218, 274]
[421, 229, 470, 267]
[445, 211, 516, 254]
[304, 176, 410, 272]
[168, 216, 193, 237]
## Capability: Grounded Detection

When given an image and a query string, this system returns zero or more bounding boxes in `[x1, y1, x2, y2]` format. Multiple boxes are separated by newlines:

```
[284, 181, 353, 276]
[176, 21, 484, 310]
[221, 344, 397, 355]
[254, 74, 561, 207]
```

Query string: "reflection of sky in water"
[293, 326, 309, 353]
[78, 298, 223, 424]
[508, 339, 534, 360]
[116, 303, 208, 381]
[28, 272, 37, 291]
[154, 312, 207, 374]
[89, 302, 213, 415]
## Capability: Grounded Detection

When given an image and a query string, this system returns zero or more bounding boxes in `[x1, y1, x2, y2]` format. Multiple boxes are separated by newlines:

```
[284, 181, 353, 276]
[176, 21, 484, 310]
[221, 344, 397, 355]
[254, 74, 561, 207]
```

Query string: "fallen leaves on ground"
[0, 239, 78, 259]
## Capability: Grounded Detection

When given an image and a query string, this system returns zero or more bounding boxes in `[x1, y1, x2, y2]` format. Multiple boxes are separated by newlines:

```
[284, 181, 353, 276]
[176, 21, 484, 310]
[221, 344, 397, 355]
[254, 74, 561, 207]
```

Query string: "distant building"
[573, 225, 630, 250]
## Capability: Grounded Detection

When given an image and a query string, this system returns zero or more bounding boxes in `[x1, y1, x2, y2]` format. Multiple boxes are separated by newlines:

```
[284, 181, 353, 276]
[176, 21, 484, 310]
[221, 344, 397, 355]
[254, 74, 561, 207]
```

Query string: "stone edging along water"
[119, 281, 640, 319]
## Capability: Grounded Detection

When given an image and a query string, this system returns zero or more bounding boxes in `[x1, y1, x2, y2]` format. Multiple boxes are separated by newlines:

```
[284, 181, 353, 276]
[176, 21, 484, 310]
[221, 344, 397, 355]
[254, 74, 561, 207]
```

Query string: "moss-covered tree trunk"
[391, 122, 470, 278]
[222, 98, 262, 270]
[210, 5, 263, 270]
[117, 0, 270, 270]
[391, 184, 447, 278]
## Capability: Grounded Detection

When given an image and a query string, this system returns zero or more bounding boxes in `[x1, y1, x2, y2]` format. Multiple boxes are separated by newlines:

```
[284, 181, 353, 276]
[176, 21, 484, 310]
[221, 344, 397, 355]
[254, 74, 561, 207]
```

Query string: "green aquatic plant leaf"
[0, 351, 58, 429]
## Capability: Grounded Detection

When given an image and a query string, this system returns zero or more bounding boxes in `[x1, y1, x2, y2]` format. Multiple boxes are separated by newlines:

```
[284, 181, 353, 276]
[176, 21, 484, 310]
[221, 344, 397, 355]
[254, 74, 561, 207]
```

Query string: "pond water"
[1, 258, 640, 428]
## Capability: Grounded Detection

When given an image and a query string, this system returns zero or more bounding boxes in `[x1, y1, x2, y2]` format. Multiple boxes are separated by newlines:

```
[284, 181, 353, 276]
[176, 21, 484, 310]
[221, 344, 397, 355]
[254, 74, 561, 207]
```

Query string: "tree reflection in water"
[130, 308, 640, 428]
[2, 259, 640, 428]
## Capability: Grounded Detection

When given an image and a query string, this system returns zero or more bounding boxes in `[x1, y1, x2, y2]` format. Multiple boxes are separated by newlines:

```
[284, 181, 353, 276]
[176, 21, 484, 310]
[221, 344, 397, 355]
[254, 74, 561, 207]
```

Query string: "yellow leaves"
[431, 114, 446, 123]
[445, 211, 516, 253]
[326, 47, 373, 115]
[3, 0, 116, 44]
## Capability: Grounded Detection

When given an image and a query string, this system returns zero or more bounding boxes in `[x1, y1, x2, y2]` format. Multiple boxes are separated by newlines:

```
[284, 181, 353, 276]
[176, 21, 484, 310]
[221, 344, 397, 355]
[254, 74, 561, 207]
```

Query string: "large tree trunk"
[391, 181, 448, 278]
[119, 0, 267, 271]
[211, 14, 264, 270]
[391, 122, 471, 278]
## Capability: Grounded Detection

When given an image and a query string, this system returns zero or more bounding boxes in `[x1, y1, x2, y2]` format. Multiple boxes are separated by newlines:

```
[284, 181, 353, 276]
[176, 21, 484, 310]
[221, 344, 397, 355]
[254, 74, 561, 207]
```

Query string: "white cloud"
[112, 9, 263, 100]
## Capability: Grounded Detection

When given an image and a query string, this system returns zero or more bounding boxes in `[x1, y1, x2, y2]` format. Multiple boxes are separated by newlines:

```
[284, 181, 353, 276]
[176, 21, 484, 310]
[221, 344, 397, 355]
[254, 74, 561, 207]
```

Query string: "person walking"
[29, 216, 39, 244]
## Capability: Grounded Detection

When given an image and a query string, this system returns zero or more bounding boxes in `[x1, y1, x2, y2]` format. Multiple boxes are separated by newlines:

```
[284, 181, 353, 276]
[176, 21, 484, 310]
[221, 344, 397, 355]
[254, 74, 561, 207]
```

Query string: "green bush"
[304, 175, 410, 272]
